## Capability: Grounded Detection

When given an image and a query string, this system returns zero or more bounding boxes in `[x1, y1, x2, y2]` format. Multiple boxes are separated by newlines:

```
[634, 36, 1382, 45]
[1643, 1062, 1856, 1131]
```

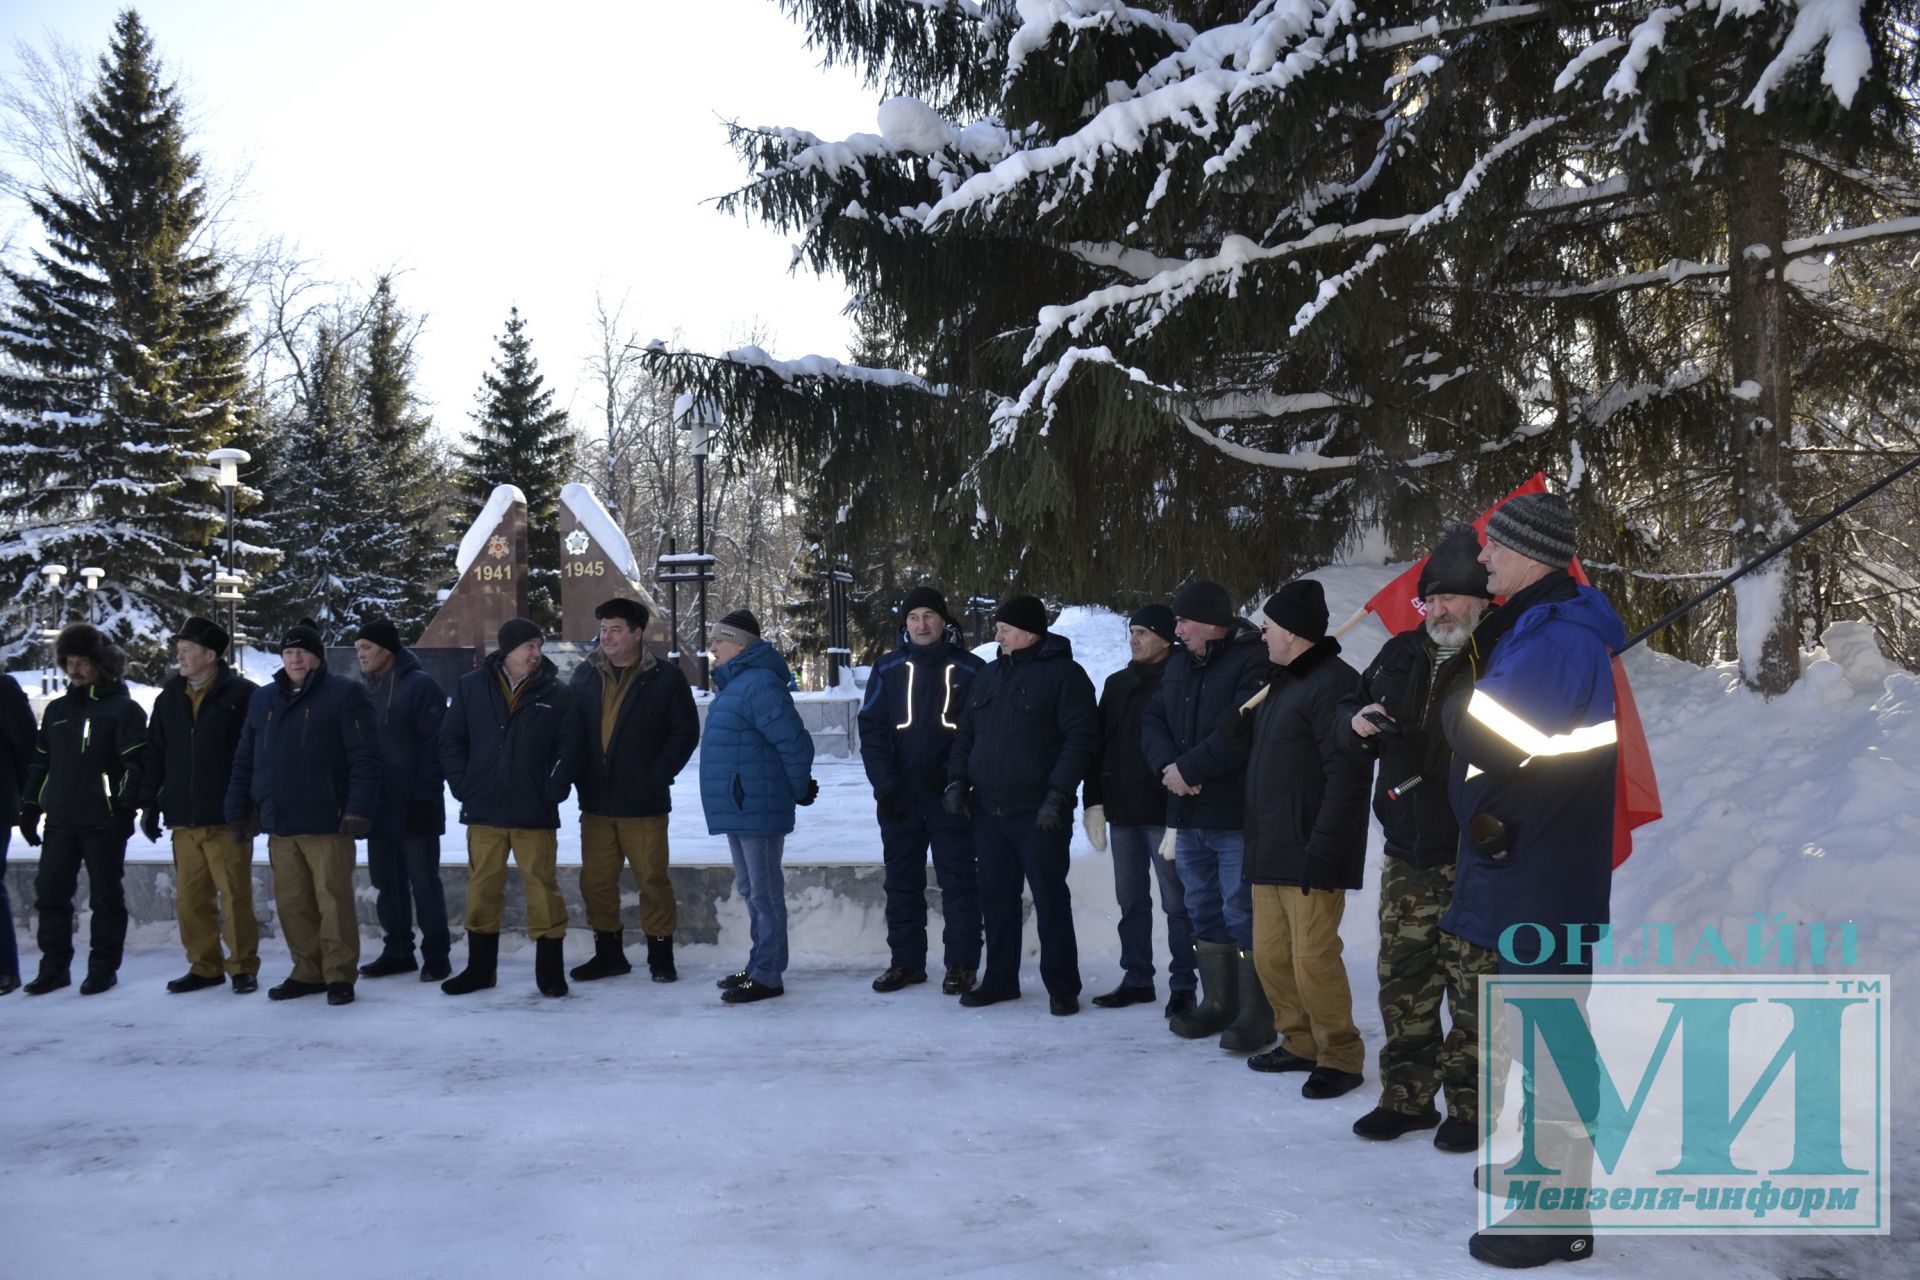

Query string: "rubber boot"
[535, 936, 568, 997]
[645, 934, 677, 983]
[570, 930, 632, 981]
[1170, 940, 1239, 1039]
[441, 931, 499, 995]
[1217, 949, 1276, 1052]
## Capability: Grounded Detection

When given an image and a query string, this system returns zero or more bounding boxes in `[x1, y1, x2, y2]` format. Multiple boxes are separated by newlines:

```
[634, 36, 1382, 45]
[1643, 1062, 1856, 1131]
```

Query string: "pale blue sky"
[0, 0, 880, 435]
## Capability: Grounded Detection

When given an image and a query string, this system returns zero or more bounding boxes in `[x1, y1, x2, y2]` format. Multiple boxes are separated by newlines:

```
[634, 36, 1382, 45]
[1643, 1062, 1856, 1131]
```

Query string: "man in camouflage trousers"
[1337, 525, 1498, 1152]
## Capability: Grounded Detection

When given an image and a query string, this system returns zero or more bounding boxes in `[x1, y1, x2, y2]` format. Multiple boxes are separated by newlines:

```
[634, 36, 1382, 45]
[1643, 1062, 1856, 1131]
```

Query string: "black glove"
[1300, 854, 1344, 895]
[113, 809, 136, 841]
[228, 809, 260, 846]
[797, 778, 820, 807]
[339, 813, 373, 839]
[19, 807, 42, 847]
[1035, 789, 1071, 832]
[942, 781, 970, 819]
[877, 791, 909, 825]
[405, 798, 442, 836]
[139, 808, 163, 844]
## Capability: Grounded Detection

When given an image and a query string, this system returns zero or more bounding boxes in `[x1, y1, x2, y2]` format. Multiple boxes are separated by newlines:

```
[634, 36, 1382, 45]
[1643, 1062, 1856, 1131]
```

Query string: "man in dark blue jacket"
[225, 621, 380, 1006]
[945, 596, 1098, 1016]
[140, 616, 259, 994]
[440, 618, 583, 999]
[858, 586, 985, 996]
[1, 652, 39, 995]
[568, 597, 699, 985]
[351, 618, 451, 983]
[1141, 580, 1268, 1043]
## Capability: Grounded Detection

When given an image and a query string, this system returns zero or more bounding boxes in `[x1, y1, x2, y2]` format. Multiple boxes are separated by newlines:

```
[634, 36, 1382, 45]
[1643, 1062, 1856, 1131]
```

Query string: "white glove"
[1082, 805, 1107, 851]
[1158, 827, 1179, 861]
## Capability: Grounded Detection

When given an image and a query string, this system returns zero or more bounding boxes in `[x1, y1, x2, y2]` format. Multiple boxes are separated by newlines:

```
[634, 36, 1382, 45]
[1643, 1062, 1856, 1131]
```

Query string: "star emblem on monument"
[564, 529, 591, 556]
[485, 534, 509, 560]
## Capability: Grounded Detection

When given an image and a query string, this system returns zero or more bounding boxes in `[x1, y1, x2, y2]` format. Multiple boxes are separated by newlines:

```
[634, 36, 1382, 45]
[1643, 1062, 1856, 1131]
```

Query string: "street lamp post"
[79, 566, 104, 624]
[672, 396, 720, 691]
[39, 562, 67, 694]
[207, 447, 250, 651]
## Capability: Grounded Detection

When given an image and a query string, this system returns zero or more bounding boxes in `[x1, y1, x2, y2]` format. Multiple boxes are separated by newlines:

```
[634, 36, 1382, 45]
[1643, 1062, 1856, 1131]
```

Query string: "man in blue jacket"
[945, 596, 1098, 1016]
[699, 609, 816, 1005]
[1440, 493, 1622, 1270]
[225, 621, 380, 1006]
[440, 618, 583, 999]
[351, 618, 451, 983]
[858, 586, 985, 996]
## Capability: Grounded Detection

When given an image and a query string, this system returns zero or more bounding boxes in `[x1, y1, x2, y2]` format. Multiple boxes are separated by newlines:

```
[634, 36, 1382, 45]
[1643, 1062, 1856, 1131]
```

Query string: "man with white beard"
[1338, 524, 1497, 1153]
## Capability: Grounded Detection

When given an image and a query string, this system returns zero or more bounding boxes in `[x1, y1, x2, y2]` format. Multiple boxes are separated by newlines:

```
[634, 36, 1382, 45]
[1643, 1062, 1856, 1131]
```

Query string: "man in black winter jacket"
[1082, 604, 1193, 1014]
[946, 596, 1098, 1015]
[226, 622, 381, 1006]
[20, 624, 147, 996]
[440, 618, 583, 999]
[352, 618, 452, 983]
[1337, 525, 1497, 1151]
[567, 598, 698, 985]
[0, 663, 37, 994]
[1236, 581, 1370, 1101]
[858, 586, 985, 996]
[140, 616, 259, 994]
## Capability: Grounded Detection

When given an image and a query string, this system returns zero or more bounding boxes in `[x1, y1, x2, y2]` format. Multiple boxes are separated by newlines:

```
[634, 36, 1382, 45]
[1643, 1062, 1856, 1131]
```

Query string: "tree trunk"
[1724, 116, 1801, 696]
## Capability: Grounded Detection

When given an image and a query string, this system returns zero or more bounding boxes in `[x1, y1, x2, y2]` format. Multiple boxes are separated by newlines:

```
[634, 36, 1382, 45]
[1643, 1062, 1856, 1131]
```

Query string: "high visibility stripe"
[940, 664, 959, 730]
[896, 661, 915, 731]
[1465, 688, 1616, 766]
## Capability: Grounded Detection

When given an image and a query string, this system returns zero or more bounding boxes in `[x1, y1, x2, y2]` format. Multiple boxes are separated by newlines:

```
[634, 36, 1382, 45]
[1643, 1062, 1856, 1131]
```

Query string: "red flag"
[1362, 472, 1555, 634]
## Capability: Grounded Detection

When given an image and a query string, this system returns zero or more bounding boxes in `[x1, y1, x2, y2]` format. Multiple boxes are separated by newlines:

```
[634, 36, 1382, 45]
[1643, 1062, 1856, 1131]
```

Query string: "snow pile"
[558, 482, 640, 582]
[450, 484, 527, 577]
[876, 95, 953, 155]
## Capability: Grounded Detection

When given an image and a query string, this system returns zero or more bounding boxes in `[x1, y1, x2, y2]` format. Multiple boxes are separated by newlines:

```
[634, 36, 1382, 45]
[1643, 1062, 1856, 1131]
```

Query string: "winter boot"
[1169, 940, 1239, 1039]
[441, 931, 499, 995]
[645, 934, 678, 983]
[24, 964, 70, 996]
[570, 930, 632, 981]
[1469, 1123, 1596, 1267]
[535, 936, 568, 997]
[1217, 950, 1275, 1052]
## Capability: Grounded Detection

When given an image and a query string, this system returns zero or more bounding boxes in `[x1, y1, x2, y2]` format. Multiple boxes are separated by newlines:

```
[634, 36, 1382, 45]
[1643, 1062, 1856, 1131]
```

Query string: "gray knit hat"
[1485, 492, 1578, 567]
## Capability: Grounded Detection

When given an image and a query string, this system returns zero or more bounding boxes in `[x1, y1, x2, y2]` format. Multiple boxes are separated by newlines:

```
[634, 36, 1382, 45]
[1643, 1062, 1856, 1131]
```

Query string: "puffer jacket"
[361, 647, 448, 838]
[24, 678, 147, 831]
[949, 633, 1098, 817]
[1141, 625, 1267, 829]
[0, 674, 34, 822]
[698, 639, 814, 837]
[441, 652, 581, 831]
[858, 638, 985, 813]
[225, 666, 381, 837]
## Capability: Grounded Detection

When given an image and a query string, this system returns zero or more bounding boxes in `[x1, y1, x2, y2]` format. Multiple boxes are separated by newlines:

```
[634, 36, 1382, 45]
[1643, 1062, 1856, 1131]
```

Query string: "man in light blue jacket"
[699, 609, 816, 1004]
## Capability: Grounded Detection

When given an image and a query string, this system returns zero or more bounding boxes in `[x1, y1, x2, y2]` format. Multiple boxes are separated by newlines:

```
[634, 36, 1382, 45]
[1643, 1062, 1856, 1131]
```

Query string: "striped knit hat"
[1485, 492, 1578, 567]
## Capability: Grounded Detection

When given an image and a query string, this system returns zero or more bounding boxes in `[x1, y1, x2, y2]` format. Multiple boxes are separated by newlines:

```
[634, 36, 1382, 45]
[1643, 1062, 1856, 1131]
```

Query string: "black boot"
[1353, 1106, 1441, 1141]
[1217, 950, 1275, 1051]
[535, 936, 568, 997]
[1468, 1230, 1595, 1268]
[1169, 941, 1239, 1039]
[1470, 1125, 1595, 1266]
[441, 931, 499, 995]
[24, 965, 70, 996]
[1165, 989, 1196, 1017]
[570, 930, 632, 981]
[941, 966, 975, 995]
[1090, 981, 1156, 1008]
[645, 934, 677, 983]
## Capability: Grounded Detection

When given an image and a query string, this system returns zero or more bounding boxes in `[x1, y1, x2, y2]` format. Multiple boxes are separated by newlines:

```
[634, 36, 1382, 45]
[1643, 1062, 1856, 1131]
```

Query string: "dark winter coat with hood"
[441, 652, 581, 831]
[361, 647, 448, 838]
[1440, 572, 1624, 953]
[141, 663, 254, 829]
[225, 665, 381, 837]
[1333, 625, 1478, 869]
[570, 645, 699, 818]
[24, 675, 147, 833]
[858, 636, 985, 815]
[1231, 639, 1370, 889]
[1141, 624, 1268, 830]
[1084, 658, 1173, 828]
[0, 671, 37, 823]
[950, 633, 1098, 818]
[698, 639, 814, 837]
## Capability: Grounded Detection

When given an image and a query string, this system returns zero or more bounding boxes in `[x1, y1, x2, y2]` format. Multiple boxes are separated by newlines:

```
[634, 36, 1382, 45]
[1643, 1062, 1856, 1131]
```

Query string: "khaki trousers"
[173, 824, 259, 977]
[267, 834, 360, 985]
[464, 826, 567, 940]
[578, 814, 676, 936]
[1252, 883, 1364, 1073]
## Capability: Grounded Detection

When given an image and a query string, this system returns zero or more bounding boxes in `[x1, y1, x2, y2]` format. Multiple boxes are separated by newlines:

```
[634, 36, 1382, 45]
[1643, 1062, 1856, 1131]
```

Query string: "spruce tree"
[0, 8, 250, 657]
[359, 275, 443, 633]
[456, 307, 573, 629]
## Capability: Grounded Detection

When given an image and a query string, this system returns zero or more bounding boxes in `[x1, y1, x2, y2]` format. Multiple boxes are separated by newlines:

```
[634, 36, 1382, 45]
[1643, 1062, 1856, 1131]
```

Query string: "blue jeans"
[366, 835, 451, 965]
[1, 828, 18, 980]
[1175, 827, 1251, 949]
[727, 834, 788, 986]
[1111, 823, 1195, 991]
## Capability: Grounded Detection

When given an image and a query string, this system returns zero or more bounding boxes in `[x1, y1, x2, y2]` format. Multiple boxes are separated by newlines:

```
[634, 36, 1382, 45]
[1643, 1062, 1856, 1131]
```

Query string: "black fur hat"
[55, 622, 128, 681]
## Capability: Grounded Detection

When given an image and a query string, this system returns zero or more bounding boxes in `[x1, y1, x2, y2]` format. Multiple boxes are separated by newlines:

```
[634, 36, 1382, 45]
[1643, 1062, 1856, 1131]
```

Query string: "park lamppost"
[38, 562, 67, 694]
[207, 447, 251, 648]
[79, 566, 104, 624]
[671, 396, 718, 691]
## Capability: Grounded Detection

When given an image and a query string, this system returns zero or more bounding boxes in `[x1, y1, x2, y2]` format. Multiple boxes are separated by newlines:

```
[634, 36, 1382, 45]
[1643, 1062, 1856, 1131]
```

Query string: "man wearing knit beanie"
[1338, 525, 1497, 1152]
[858, 585, 986, 995]
[1440, 492, 1627, 1269]
[1239, 580, 1371, 1102]
[1142, 579, 1269, 1047]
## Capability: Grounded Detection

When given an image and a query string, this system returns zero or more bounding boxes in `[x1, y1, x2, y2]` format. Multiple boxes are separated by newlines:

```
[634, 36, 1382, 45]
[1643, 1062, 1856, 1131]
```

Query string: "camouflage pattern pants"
[1375, 857, 1500, 1120]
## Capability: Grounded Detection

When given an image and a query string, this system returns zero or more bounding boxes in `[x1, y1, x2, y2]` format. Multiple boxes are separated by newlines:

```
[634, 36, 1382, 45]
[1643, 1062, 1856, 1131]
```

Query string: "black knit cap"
[899, 586, 953, 624]
[1485, 492, 1578, 567]
[993, 595, 1049, 636]
[717, 607, 762, 638]
[1418, 524, 1494, 600]
[353, 617, 403, 654]
[594, 597, 649, 630]
[1172, 580, 1235, 629]
[173, 615, 231, 657]
[280, 619, 326, 660]
[1128, 603, 1176, 645]
[496, 617, 542, 654]
[1260, 579, 1328, 642]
